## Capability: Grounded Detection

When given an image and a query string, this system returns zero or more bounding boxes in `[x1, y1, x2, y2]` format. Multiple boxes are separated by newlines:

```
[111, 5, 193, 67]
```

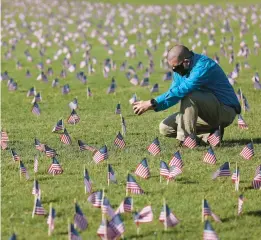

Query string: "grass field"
[1, 0, 261, 239]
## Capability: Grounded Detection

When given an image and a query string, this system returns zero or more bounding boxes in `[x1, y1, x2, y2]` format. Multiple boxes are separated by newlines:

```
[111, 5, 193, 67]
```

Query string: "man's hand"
[133, 100, 153, 115]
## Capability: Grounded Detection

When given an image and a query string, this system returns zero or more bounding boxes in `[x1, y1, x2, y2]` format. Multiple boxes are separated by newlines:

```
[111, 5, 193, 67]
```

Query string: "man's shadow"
[222, 137, 261, 147]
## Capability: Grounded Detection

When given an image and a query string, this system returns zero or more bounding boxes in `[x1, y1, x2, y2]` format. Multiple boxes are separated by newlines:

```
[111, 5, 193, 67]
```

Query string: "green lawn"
[1, 0, 261, 240]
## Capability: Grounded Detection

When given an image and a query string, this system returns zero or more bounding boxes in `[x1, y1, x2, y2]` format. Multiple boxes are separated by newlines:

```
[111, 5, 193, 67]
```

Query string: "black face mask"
[172, 64, 190, 76]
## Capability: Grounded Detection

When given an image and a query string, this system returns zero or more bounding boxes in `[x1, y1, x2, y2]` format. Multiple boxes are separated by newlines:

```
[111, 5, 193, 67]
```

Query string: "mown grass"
[1, 0, 261, 240]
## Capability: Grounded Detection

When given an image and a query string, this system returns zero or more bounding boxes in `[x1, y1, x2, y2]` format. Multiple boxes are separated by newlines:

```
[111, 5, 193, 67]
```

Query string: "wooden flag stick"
[68, 219, 70, 240]
[235, 162, 238, 191]
[201, 199, 204, 222]
[73, 198, 77, 228]
[240, 88, 245, 113]
[219, 125, 222, 147]
[87, 85, 89, 99]
[84, 165, 86, 194]
[101, 188, 107, 240]
[19, 160, 22, 181]
[48, 203, 52, 236]
[107, 163, 110, 187]
[137, 223, 140, 235]
[163, 198, 167, 231]
[32, 195, 37, 218]
[126, 171, 129, 197]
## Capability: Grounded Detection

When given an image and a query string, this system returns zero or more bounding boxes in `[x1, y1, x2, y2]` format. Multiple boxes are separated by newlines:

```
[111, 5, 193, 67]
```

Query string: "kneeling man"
[133, 45, 241, 144]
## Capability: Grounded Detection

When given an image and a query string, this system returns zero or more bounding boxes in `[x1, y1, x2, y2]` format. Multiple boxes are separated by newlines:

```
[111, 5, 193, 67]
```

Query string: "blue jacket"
[155, 53, 241, 114]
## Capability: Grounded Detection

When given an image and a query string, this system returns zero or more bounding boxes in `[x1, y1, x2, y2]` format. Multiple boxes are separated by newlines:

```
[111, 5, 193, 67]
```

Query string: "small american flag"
[202, 199, 221, 222]
[114, 132, 126, 149]
[60, 128, 72, 145]
[32, 179, 40, 195]
[130, 75, 139, 86]
[108, 164, 117, 184]
[203, 220, 219, 240]
[84, 168, 92, 193]
[74, 203, 88, 230]
[27, 87, 36, 97]
[126, 174, 144, 195]
[134, 158, 150, 179]
[129, 94, 137, 105]
[115, 197, 133, 214]
[134, 206, 153, 224]
[147, 137, 161, 156]
[203, 147, 217, 165]
[20, 161, 29, 180]
[208, 130, 221, 147]
[87, 87, 92, 97]
[121, 115, 126, 135]
[34, 198, 46, 215]
[32, 102, 41, 115]
[107, 214, 125, 239]
[44, 145, 56, 158]
[240, 142, 254, 160]
[212, 162, 231, 180]
[231, 168, 240, 183]
[183, 134, 197, 149]
[69, 98, 78, 110]
[52, 119, 64, 132]
[238, 115, 248, 129]
[107, 82, 116, 94]
[9, 233, 17, 240]
[238, 194, 244, 215]
[1, 130, 9, 150]
[140, 77, 149, 86]
[62, 84, 70, 94]
[47, 207, 56, 232]
[102, 197, 115, 218]
[93, 145, 108, 164]
[78, 140, 96, 152]
[67, 109, 80, 124]
[115, 103, 121, 114]
[70, 223, 82, 240]
[160, 161, 169, 179]
[150, 83, 159, 93]
[11, 149, 20, 161]
[97, 220, 108, 239]
[34, 155, 39, 173]
[35, 138, 45, 152]
[242, 94, 250, 111]
[52, 78, 59, 88]
[159, 204, 179, 227]
[169, 151, 183, 169]
[87, 190, 103, 208]
[33, 92, 42, 103]
[168, 166, 182, 179]
[47, 158, 63, 175]
[252, 165, 261, 189]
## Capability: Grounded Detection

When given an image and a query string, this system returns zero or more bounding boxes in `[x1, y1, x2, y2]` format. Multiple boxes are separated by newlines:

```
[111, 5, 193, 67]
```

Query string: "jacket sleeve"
[154, 60, 212, 112]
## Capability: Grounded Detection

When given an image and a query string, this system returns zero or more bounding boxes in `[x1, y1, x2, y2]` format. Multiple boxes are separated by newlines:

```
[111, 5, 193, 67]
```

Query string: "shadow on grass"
[221, 217, 233, 223]
[222, 137, 261, 147]
[128, 230, 157, 239]
[56, 230, 68, 236]
[246, 210, 261, 217]
[42, 197, 61, 205]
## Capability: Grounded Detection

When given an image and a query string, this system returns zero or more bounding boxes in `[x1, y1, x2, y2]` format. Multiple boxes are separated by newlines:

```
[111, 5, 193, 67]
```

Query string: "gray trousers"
[159, 91, 236, 142]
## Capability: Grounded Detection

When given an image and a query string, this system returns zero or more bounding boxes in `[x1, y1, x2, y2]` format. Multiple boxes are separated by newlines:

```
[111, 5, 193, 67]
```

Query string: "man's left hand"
[133, 100, 153, 115]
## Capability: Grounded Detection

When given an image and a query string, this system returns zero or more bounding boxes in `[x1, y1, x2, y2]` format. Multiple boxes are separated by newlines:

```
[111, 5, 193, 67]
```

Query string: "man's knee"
[159, 121, 176, 137]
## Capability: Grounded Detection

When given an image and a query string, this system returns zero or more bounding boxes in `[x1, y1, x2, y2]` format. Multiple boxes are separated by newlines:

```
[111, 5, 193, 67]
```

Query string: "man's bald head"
[167, 45, 192, 64]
